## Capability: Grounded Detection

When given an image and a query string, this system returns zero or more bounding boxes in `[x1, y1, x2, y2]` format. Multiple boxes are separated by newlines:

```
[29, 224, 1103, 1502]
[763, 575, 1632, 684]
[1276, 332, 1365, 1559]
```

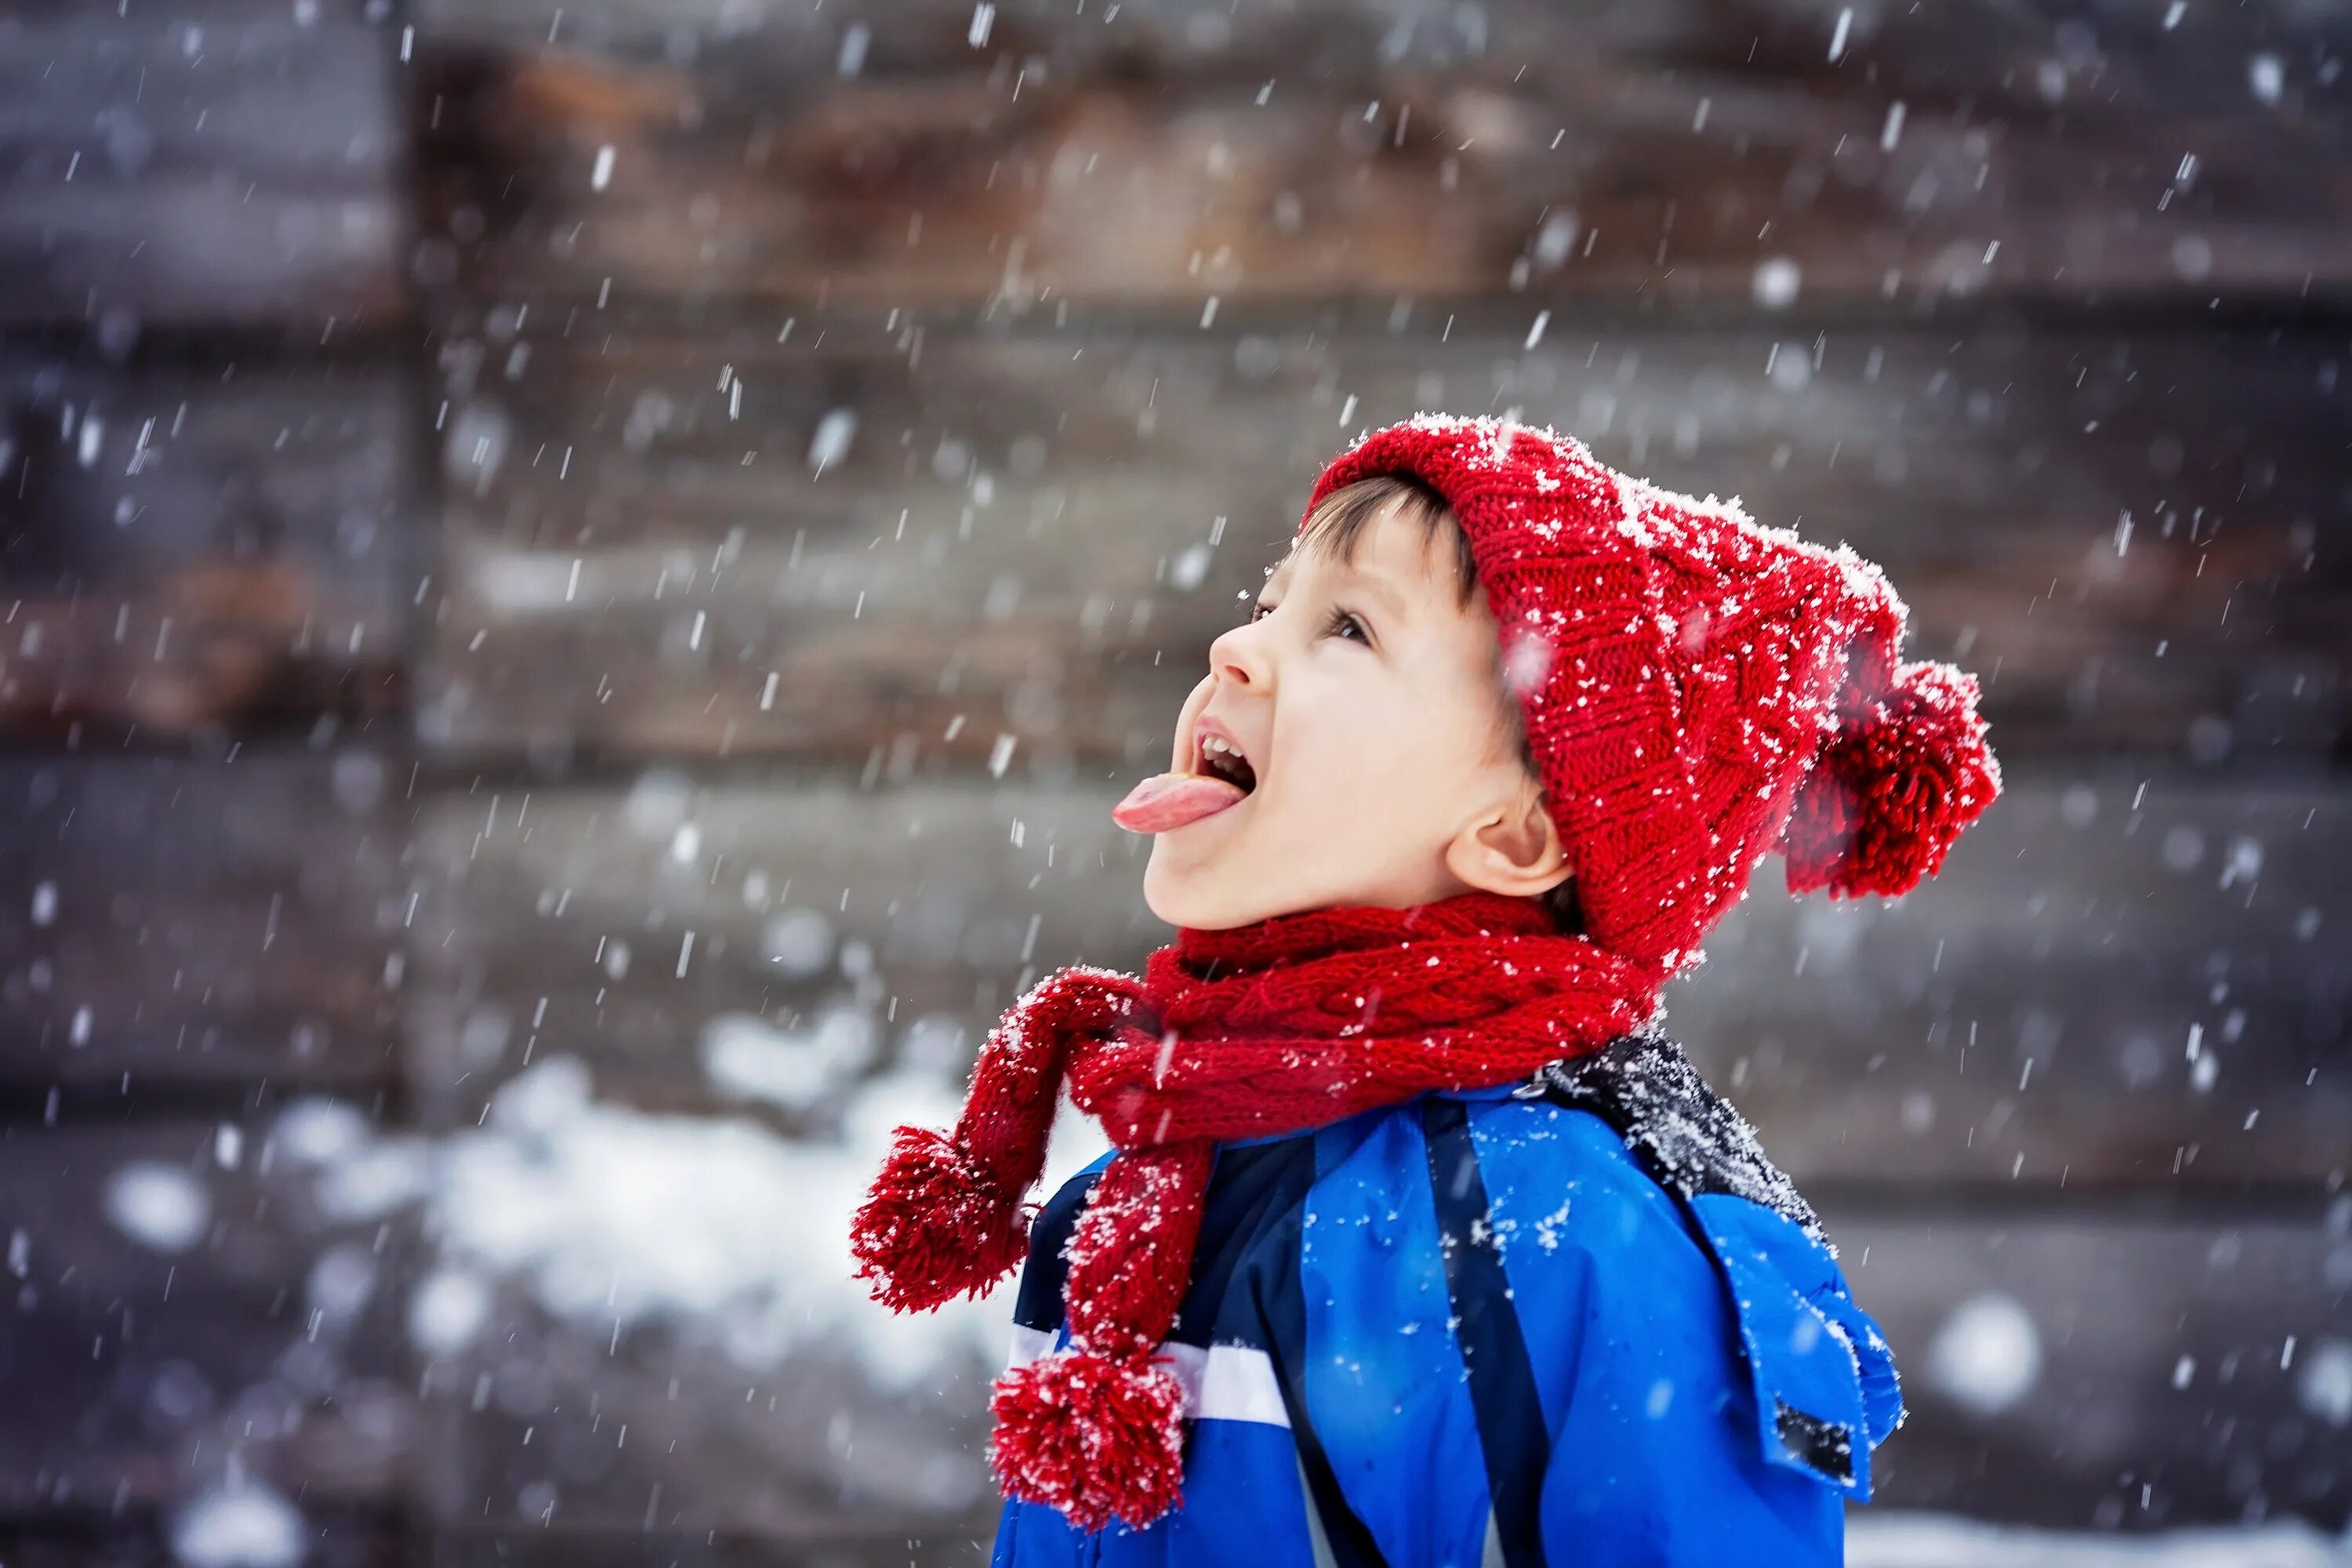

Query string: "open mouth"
[1197, 732, 1258, 795]
[1108, 720, 1258, 834]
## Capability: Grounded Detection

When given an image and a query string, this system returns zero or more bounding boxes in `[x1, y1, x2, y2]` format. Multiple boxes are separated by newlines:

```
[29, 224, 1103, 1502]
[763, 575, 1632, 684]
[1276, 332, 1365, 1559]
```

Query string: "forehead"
[1274, 498, 1461, 601]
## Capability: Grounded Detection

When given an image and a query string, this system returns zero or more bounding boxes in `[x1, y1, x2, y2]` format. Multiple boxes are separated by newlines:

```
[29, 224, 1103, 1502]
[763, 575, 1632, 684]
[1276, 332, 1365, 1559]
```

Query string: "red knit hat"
[1301, 413, 2002, 972]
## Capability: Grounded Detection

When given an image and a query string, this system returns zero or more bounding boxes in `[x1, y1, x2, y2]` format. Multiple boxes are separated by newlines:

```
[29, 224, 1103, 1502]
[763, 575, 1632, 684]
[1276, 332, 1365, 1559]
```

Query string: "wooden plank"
[0, 4, 407, 331]
[1674, 779, 2352, 1193]
[0, 355, 418, 747]
[404, 774, 1165, 1130]
[0, 755, 410, 1107]
[408, 0, 2352, 314]
[0, 1120, 423, 1521]
[419, 318, 2350, 767]
[406, 771, 2351, 1189]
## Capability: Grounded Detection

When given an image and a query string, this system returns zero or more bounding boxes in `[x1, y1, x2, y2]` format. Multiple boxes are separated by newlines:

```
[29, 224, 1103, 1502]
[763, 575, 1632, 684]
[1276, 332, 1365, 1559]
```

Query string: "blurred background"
[2, 0, 2348, 1563]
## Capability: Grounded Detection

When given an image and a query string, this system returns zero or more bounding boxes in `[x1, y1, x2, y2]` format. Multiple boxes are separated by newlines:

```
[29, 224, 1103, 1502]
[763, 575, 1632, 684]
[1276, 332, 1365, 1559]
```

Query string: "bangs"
[1295, 474, 1483, 608]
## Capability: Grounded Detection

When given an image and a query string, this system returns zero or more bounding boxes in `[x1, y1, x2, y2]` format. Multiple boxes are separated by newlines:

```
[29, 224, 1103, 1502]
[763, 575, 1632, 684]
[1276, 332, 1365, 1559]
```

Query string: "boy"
[852, 415, 2001, 1564]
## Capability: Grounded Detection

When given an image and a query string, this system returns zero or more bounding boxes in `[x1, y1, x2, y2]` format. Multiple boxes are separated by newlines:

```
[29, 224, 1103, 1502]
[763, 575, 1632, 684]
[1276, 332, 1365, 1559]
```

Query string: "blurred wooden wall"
[2, 0, 2347, 1561]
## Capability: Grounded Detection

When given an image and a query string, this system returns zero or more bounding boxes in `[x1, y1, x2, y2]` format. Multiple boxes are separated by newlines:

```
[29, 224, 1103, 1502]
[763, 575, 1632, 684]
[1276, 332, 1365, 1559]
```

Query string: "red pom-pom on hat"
[848, 1124, 1031, 1313]
[989, 1347, 1189, 1534]
[1783, 659, 2002, 898]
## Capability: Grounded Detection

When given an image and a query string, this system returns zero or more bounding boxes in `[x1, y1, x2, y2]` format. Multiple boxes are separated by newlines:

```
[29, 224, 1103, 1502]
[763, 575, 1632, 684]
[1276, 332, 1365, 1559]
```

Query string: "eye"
[1326, 608, 1370, 644]
[1250, 598, 1276, 622]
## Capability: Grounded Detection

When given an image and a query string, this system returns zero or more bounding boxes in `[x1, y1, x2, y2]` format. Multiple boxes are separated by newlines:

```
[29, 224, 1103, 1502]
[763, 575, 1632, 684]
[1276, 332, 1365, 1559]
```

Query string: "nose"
[1206, 615, 1273, 691]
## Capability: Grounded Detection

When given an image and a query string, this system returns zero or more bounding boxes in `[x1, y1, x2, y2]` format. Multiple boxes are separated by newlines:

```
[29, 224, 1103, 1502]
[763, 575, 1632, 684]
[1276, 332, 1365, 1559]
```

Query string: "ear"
[1443, 775, 1573, 900]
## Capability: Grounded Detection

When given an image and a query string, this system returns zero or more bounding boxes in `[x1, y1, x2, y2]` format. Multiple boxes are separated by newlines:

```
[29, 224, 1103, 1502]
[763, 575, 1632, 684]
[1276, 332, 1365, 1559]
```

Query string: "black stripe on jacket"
[1258, 1146, 1392, 1568]
[1423, 1096, 1551, 1568]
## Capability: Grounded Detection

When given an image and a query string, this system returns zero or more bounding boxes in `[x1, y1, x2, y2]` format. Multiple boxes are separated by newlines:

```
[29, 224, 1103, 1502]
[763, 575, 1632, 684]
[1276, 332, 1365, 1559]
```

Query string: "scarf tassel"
[989, 1347, 1189, 1534]
[848, 1123, 1031, 1312]
[852, 967, 1144, 1313]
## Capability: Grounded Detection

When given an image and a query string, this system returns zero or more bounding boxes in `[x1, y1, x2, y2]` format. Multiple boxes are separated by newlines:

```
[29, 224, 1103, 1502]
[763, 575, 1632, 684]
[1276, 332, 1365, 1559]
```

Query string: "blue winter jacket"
[989, 1030, 1903, 1566]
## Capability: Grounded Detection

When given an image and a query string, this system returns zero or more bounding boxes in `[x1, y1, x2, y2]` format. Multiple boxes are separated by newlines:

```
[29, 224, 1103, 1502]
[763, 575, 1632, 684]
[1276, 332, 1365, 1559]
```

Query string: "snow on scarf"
[848, 891, 1667, 1533]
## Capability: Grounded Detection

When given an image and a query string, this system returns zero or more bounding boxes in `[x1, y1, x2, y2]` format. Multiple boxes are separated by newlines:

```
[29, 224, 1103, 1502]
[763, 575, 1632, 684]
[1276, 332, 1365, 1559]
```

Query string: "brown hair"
[1293, 474, 1584, 935]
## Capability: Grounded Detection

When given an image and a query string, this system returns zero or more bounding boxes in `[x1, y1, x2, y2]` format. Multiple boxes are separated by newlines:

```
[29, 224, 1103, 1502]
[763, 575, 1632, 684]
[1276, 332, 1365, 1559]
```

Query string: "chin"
[1141, 860, 1219, 930]
[1142, 844, 1275, 931]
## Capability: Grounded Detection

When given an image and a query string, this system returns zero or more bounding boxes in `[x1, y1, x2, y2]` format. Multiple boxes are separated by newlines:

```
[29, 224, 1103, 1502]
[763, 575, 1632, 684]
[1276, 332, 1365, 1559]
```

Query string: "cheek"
[1269, 688, 1483, 826]
[1268, 691, 1395, 793]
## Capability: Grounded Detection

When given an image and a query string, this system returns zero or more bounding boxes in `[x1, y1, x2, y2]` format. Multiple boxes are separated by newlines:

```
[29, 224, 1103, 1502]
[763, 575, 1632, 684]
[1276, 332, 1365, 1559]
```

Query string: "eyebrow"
[1264, 549, 1412, 621]
[1324, 552, 1410, 620]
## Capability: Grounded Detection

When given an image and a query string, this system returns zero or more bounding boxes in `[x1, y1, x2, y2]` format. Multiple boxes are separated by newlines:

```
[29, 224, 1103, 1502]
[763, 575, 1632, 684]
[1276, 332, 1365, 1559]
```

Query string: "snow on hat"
[1300, 413, 2003, 974]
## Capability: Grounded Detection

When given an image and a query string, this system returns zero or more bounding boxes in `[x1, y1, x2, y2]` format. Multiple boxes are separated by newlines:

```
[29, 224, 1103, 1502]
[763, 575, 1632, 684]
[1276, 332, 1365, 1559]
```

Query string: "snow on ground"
[282, 1044, 1112, 1389]
[118, 1037, 2352, 1562]
[1849, 1514, 2352, 1566]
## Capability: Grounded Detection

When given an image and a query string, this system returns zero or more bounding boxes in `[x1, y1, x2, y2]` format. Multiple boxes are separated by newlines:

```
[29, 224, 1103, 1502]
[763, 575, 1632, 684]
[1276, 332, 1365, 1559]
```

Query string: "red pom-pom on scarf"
[848, 1124, 1030, 1312]
[1784, 660, 2002, 898]
[989, 1348, 1189, 1534]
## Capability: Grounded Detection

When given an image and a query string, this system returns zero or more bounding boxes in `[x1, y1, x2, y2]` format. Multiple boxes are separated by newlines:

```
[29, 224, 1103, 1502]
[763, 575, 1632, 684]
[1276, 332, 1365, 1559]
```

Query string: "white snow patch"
[1753, 256, 1802, 310]
[1170, 541, 1215, 590]
[468, 546, 580, 615]
[407, 1267, 492, 1356]
[307, 1133, 432, 1222]
[292, 1052, 1111, 1390]
[2172, 234, 2215, 282]
[304, 1243, 378, 1324]
[1501, 626, 1554, 698]
[1768, 339, 1814, 391]
[103, 1163, 211, 1254]
[1531, 212, 1578, 269]
[808, 408, 857, 476]
[620, 766, 695, 837]
[2297, 1337, 2352, 1427]
[2249, 53, 2285, 106]
[836, 21, 869, 76]
[1925, 1291, 2042, 1416]
[169, 1482, 304, 1568]
[700, 1005, 878, 1112]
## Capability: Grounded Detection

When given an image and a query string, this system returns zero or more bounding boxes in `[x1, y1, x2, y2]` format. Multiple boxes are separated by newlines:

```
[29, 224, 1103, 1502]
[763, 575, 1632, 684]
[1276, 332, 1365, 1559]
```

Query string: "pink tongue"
[1112, 771, 1247, 833]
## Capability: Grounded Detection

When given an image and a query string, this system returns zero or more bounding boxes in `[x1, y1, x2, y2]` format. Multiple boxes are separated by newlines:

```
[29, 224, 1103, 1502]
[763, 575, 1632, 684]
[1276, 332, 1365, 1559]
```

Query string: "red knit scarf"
[848, 892, 1666, 1533]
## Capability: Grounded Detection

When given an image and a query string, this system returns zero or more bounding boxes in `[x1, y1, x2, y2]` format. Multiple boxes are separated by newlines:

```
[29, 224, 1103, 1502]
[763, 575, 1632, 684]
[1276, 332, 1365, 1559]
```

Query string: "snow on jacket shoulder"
[989, 1029, 1903, 1568]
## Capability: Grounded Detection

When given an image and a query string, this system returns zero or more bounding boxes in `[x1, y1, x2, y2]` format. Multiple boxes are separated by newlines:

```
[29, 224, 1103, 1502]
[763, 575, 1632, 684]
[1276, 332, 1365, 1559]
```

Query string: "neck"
[1174, 889, 1555, 978]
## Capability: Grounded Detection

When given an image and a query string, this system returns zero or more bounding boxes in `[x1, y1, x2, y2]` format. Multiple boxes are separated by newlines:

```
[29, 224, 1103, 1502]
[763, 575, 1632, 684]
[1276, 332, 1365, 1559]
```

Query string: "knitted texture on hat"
[850, 892, 1664, 1533]
[1302, 413, 2002, 974]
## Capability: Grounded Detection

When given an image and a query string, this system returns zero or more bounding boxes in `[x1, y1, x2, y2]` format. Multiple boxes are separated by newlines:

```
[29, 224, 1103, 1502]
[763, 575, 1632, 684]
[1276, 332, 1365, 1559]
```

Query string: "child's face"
[1138, 503, 1570, 931]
